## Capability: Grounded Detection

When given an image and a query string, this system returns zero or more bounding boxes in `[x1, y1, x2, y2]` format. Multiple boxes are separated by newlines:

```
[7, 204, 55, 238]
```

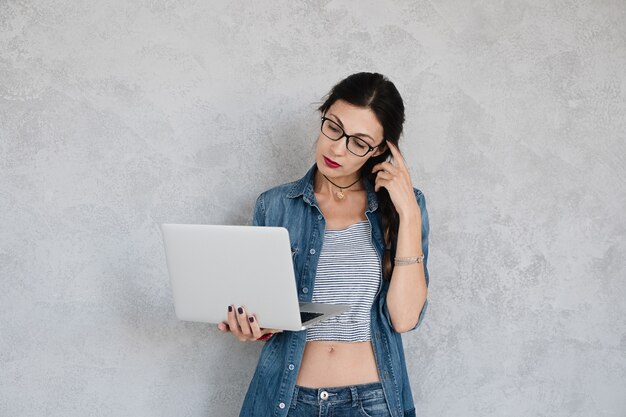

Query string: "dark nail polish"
[228, 306, 233, 312]
[248, 316, 255, 323]
[237, 307, 243, 314]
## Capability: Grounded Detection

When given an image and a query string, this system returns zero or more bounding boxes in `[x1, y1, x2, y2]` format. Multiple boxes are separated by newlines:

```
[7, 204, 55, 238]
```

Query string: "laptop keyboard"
[301, 311, 324, 323]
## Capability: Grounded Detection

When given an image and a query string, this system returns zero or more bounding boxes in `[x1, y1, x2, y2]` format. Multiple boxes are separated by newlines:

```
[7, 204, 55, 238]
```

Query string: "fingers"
[227, 304, 250, 341]
[371, 161, 398, 175]
[373, 164, 397, 193]
[385, 141, 407, 168]
[374, 170, 394, 181]
[235, 306, 253, 341]
[245, 314, 285, 340]
[374, 176, 390, 193]
[372, 142, 407, 174]
[225, 305, 256, 342]
[223, 305, 285, 341]
[248, 314, 263, 340]
[373, 169, 392, 194]
[226, 305, 240, 337]
[372, 154, 413, 195]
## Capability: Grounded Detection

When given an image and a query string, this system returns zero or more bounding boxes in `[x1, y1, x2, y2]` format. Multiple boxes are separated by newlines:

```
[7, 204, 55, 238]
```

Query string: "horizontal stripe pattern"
[306, 220, 381, 342]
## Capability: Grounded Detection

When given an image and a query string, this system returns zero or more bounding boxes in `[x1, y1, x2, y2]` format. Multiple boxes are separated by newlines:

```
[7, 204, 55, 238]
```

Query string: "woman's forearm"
[385, 212, 428, 333]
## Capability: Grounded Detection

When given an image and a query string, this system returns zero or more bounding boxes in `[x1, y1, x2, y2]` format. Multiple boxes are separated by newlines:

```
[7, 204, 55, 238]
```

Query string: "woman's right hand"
[217, 304, 283, 342]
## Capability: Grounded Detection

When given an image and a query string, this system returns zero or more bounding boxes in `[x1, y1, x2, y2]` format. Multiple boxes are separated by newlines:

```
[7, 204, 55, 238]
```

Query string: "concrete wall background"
[1, 1, 625, 416]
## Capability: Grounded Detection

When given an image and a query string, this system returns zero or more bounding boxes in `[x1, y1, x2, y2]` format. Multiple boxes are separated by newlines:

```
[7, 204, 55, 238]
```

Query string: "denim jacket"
[239, 164, 430, 417]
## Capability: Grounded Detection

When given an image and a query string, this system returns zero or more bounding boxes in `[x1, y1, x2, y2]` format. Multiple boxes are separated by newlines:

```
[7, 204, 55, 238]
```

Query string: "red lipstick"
[323, 156, 341, 168]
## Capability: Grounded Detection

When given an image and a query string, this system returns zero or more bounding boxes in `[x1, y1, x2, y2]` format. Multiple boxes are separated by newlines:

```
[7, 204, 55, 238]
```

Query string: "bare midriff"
[295, 340, 380, 388]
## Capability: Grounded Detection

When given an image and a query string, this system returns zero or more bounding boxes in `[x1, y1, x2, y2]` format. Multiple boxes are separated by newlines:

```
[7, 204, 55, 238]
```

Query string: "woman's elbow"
[391, 296, 427, 333]
[390, 313, 420, 333]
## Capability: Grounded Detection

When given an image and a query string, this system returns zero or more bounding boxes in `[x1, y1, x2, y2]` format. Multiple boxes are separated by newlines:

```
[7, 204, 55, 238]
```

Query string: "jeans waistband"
[292, 381, 384, 406]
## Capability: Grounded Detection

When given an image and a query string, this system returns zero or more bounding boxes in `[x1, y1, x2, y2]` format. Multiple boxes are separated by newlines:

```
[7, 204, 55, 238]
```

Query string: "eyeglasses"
[320, 116, 384, 157]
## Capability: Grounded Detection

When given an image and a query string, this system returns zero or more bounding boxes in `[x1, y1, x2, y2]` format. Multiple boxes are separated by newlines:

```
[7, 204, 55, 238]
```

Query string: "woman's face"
[315, 99, 386, 180]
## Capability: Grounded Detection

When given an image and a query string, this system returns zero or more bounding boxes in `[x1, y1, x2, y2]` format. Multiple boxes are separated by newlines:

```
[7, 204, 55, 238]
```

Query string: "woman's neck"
[313, 168, 364, 197]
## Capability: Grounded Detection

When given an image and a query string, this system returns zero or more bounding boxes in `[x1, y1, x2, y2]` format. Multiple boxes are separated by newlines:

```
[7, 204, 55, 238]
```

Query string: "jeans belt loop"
[350, 386, 359, 407]
[290, 386, 299, 409]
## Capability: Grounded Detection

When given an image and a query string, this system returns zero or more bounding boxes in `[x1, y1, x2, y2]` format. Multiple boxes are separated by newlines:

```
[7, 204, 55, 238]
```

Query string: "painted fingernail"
[228, 306, 233, 312]
[237, 307, 243, 315]
[248, 316, 255, 323]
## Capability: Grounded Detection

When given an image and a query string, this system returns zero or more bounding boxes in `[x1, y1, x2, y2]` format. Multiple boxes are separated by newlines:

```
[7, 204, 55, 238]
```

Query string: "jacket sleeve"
[385, 188, 430, 333]
[251, 193, 266, 227]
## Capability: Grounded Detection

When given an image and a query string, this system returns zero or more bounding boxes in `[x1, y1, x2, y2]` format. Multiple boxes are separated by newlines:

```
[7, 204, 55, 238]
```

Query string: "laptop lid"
[160, 224, 348, 331]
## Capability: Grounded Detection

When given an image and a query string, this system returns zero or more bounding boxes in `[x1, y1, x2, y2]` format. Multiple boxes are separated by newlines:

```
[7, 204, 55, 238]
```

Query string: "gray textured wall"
[1, 1, 625, 416]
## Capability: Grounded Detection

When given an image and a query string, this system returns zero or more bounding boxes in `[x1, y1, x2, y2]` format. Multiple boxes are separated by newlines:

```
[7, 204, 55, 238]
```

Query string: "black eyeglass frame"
[320, 116, 386, 157]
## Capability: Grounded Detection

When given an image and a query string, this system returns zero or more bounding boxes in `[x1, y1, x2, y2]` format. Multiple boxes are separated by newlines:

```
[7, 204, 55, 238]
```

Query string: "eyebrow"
[327, 113, 376, 143]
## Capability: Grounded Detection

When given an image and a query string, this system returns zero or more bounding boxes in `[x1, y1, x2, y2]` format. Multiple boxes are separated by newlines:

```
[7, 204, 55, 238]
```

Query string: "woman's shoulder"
[255, 166, 315, 202]
[256, 179, 299, 201]
[252, 176, 307, 226]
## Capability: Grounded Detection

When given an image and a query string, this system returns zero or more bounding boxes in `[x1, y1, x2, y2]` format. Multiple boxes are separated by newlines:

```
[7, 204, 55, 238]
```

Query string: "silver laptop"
[160, 224, 350, 331]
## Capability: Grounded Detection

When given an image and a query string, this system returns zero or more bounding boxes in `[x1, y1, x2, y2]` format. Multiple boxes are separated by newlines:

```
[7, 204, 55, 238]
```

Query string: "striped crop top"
[305, 220, 382, 342]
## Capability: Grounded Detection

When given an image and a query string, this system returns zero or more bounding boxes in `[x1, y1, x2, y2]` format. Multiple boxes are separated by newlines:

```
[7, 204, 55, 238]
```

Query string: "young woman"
[218, 72, 430, 417]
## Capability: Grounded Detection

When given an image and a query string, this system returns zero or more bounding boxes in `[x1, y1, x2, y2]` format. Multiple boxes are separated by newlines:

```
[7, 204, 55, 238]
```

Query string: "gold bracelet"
[394, 254, 424, 266]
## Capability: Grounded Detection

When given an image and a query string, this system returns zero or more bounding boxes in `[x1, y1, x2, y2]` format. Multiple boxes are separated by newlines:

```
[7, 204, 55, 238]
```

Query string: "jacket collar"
[286, 163, 379, 212]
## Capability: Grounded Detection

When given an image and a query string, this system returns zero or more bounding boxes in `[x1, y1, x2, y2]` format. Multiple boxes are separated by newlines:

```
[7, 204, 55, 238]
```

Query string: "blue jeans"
[286, 381, 392, 417]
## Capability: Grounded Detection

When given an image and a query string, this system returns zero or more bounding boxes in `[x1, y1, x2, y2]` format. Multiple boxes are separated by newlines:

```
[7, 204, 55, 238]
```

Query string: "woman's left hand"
[371, 141, 421, 220]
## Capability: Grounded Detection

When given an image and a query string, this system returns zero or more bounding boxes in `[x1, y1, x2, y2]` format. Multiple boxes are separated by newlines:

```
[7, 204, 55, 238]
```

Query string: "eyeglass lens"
[321, 119, 371, 156]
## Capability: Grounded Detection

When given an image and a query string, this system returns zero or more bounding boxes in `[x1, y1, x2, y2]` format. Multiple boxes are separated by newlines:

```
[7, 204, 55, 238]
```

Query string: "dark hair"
[317, 72, 405, 281]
